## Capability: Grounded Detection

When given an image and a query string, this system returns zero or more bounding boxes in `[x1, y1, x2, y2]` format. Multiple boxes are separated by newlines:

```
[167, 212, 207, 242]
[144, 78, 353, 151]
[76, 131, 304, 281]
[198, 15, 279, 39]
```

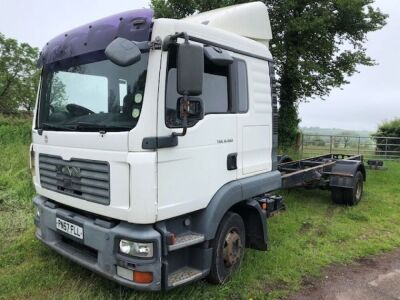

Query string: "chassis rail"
[278, 153, 363, 189]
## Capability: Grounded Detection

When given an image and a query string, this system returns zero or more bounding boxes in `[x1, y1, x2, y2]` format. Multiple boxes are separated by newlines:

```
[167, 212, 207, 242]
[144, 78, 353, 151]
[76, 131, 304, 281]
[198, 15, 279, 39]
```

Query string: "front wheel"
[207, 212, 245, 284]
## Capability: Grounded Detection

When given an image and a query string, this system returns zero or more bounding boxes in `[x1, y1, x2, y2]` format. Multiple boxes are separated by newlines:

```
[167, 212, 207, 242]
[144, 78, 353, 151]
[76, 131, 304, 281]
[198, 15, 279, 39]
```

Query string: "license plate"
[56, 217, 83, 240]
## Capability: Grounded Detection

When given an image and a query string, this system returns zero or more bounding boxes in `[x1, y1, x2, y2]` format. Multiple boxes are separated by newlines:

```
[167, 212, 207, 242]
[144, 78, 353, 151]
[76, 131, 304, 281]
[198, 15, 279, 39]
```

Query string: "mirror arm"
[171, 32, 189, 43]
[163, 32, 190, 50]
[172, 126, 187, 137]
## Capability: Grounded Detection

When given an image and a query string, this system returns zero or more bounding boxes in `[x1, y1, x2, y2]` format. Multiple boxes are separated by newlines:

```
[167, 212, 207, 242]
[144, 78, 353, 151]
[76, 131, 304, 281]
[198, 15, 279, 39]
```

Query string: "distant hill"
[301, 127, 372, 137]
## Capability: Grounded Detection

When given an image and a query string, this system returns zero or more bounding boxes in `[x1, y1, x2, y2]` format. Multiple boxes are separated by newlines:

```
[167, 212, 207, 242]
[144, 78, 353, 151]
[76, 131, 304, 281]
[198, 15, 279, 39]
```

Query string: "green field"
[1, 117, 400, 299]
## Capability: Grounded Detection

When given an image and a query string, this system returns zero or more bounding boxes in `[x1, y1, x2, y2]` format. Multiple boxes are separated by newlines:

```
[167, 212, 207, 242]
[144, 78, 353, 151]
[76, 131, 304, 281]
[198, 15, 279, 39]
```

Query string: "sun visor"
[37, 9, 154, 67]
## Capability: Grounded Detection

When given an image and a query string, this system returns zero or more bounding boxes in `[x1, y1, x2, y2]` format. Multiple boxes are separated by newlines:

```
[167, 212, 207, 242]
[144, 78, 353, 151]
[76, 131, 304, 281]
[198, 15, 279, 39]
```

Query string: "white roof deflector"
[184, 1, 272, 47]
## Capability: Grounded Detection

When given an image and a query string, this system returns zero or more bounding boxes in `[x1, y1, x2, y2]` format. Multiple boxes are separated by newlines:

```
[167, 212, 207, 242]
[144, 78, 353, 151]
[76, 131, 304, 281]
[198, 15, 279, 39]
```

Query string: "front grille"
[39, 154, 110, 205]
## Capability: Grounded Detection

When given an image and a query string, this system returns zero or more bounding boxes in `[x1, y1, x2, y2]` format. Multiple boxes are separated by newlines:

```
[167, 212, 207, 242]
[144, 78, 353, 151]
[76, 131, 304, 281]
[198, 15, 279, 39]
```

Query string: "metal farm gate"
[301, 134, 400, 160]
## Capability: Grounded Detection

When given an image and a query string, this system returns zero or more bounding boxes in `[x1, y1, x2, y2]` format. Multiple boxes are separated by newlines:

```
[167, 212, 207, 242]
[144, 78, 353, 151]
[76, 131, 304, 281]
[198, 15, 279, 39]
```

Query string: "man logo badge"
[57, 165, 81, 178]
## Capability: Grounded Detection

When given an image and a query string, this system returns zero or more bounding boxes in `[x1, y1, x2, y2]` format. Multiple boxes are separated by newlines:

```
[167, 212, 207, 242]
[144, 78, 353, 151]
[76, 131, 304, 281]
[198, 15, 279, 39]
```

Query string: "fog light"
[117, 266, 133, 281]
[116, 266, 153, 284]
[119, 240, 153, 258]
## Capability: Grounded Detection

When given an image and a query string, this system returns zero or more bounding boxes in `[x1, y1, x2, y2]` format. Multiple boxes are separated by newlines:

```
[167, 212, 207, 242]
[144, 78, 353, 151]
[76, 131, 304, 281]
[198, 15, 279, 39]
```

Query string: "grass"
[1, 116, 400, 299]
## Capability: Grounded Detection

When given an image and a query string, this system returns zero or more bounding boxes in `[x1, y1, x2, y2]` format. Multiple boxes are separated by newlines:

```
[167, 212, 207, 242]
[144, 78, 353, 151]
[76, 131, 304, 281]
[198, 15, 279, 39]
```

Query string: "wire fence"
[301, 134, 400, 160]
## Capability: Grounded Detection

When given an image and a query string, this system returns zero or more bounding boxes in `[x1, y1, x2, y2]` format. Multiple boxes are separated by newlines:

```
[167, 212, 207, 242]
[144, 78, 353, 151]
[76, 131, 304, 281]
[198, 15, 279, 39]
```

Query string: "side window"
[203, 57, 230, 113]
[165, 45, 248, 128]
[236, 60, 248, 112]
[229, 59, 249, 113]
[202, 72, 229, 113]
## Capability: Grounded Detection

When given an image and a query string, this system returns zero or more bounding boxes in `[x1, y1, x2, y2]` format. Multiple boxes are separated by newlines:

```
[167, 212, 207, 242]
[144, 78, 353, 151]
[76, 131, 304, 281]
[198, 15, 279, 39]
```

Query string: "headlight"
[36, 207, 40, 218]
[119, 240, 153, 258]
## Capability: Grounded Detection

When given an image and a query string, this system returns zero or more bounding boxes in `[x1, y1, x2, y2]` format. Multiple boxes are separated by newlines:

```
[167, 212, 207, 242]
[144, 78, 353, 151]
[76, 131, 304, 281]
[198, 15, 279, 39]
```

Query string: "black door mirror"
[177, 41, 204, 96]
[105, 37, 141, 67]
[177, 97, 204, 127]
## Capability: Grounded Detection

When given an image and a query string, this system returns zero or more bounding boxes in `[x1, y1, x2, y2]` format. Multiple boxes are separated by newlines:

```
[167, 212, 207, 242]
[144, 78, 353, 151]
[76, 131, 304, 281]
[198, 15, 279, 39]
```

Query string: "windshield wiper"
[66, 122, 133, 132]
[40, 123, 75, 131]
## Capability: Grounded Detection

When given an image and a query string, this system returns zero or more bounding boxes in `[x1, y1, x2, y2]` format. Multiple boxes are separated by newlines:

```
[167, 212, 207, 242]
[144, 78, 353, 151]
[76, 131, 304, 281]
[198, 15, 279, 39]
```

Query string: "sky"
[298, 0, 400, 132]
[0, 0, 398, 132]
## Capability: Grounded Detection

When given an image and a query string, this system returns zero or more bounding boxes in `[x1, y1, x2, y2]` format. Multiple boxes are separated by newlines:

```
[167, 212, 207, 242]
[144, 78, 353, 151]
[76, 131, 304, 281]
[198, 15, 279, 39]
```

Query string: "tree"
[375, 119, 400, 138]
[374, 119, 400, 156]
[48, 76, 67, 112]
[151, 0, 387, 148]
[0, 33, 39, 114]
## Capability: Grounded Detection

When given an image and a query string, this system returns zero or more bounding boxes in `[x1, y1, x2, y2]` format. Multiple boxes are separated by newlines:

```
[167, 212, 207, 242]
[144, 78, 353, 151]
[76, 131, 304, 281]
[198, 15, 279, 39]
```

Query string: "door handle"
[227, 153, 237, 170]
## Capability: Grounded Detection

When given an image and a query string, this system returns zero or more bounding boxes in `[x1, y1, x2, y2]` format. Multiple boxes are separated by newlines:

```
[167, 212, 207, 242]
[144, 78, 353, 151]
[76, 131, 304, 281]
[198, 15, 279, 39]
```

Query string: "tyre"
[343, 171, 364, 206]
[331, 171, 364, 206]
[331, 187, 344, 204]
[207, 212, 245, 284]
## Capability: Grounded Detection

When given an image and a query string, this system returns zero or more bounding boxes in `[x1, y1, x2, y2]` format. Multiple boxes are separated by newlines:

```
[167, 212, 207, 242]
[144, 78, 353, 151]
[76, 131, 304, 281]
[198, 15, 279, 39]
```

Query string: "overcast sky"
[0, 0, 398, 132]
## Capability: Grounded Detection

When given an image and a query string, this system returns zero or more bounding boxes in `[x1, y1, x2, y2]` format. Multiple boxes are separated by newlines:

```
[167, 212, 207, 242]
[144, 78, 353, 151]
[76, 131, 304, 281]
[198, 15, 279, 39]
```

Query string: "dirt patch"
[264, 279, 289, 294]
[324, 205, 338, 219]
[287, 249, 400, 300]
[299, 221, 313, 233]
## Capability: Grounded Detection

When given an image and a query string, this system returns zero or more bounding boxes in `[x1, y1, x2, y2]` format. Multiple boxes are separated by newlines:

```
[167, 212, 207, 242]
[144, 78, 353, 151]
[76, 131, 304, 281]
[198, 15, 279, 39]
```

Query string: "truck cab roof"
[38, 2, 272, 67]
[37, 8, 153, 67]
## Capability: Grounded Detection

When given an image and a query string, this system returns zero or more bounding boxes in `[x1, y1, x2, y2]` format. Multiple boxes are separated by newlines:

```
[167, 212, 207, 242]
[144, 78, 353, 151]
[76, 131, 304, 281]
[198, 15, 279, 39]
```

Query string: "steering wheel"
[66, 104, 94, 116]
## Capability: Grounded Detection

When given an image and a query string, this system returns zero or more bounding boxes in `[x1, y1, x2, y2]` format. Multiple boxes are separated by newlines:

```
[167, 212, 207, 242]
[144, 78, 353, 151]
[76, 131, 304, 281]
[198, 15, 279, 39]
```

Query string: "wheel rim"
[222, 229, 242, 268]
[356, 179, 363, 200]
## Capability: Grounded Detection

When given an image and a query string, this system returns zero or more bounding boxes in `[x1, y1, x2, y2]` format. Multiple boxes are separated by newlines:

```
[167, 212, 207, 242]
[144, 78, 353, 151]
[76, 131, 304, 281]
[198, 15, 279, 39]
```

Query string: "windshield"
[37, 51, 149, 132]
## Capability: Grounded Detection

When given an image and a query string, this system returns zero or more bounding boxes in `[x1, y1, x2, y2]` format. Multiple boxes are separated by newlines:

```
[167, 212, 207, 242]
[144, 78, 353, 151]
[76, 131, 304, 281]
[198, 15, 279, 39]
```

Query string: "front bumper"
[33, 195, 162, 291]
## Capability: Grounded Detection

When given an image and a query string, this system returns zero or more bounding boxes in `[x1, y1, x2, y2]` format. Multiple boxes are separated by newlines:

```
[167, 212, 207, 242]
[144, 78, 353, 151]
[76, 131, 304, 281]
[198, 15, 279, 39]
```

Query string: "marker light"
[132, 108, 140, 119]
[134, 93, 143, 104]
[133, 271, 153, 284]
[119, 240, 153, 258]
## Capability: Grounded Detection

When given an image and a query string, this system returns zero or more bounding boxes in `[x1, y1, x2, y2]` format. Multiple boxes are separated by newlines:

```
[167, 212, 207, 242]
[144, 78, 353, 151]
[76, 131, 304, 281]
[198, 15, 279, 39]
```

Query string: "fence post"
[300, 133, 304, 158]
[386, 138, 388, 159]
[329, 136, 333, 154]
[358, 136, 361, 155]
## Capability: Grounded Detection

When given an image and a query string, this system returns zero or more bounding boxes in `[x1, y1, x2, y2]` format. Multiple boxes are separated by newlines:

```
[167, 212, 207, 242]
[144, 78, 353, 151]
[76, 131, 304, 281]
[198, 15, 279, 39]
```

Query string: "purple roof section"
[37, 8, 154, 67]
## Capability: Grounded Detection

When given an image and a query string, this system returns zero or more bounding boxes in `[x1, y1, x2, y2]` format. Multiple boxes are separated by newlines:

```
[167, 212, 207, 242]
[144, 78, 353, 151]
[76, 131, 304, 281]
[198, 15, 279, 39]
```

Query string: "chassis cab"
[32, 3, 282, 290]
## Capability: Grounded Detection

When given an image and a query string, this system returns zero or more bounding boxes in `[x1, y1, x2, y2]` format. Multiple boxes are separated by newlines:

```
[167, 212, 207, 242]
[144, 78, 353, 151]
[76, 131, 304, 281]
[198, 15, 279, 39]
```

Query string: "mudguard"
[329, 160, 366, 189]
[192, 171, 281, 250]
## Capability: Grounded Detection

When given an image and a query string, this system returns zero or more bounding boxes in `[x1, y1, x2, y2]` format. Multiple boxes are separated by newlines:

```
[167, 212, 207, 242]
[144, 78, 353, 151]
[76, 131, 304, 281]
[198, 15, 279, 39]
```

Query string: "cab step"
[167, 232, 205, 251]
[168, 266, 204, 287]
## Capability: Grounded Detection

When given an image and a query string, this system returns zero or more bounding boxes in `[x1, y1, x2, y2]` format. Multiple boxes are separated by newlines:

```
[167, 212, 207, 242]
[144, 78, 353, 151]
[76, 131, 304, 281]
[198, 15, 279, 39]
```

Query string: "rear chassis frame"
[278, 153, 365, 190]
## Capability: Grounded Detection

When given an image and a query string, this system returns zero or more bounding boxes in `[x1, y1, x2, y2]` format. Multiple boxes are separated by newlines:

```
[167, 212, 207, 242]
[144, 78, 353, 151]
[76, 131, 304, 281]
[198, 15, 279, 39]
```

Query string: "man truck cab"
[32, 2, 282, 290]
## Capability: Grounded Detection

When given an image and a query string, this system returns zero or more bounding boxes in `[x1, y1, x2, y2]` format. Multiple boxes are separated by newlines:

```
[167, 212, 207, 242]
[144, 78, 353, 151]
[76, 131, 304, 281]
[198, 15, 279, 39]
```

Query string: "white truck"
[31, 2, 366, 290]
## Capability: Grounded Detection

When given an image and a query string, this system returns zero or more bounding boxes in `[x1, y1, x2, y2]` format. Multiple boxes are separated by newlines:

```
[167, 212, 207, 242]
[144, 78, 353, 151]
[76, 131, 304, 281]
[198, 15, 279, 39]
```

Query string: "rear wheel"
[343, 171, 364, 206]
[207, 212, 245, 284]
[331, 171, 364, 206]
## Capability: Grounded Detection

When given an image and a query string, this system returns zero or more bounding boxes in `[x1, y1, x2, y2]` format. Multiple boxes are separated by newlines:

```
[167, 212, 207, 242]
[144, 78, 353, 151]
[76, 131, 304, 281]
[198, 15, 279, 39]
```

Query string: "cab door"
[156, 44, 237, 221]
